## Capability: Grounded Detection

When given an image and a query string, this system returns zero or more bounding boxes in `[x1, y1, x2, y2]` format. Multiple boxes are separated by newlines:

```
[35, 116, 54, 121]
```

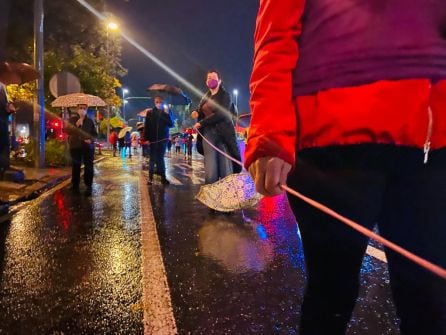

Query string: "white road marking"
[139, 175, 178, 335]
[366, 245, 388, 263]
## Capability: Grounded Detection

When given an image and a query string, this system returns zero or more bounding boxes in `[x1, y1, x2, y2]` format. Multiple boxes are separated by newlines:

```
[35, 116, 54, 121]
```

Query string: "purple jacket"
[293, 0, 446, 96]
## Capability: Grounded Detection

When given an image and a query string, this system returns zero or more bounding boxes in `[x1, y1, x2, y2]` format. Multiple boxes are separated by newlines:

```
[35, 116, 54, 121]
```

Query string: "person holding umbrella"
[65, 104, 97, 196]
[143, 95, 173, 185]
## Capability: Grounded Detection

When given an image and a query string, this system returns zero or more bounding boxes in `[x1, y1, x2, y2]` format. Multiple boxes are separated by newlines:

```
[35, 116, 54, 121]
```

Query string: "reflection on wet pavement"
[0, 157, 143, 334]
[151, 156, 400, 334]
[198, 219, 274, 273]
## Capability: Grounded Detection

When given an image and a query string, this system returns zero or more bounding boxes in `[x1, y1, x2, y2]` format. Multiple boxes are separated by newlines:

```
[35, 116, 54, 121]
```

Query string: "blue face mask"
[155, 103, 162, 109]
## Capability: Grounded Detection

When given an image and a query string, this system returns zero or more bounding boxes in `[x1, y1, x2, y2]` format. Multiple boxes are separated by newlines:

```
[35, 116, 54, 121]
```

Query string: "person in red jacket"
[246, 1, 446, 334]
[109, 130, 118, 157]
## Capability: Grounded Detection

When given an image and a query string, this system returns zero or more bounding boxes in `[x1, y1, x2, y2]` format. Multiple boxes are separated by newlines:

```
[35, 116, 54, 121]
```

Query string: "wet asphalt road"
[151, 154, 400, 334]
[0, 155, 143, 334]
[0, 150, 401, 334]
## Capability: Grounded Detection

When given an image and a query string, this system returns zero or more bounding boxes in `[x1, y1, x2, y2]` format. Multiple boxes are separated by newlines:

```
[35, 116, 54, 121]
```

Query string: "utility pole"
[34, 0, 45, 168]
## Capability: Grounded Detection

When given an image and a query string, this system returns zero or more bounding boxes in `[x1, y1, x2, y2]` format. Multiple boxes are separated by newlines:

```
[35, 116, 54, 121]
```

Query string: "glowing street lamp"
[122, 88, 129, 121]
[107, 21, 119, 31]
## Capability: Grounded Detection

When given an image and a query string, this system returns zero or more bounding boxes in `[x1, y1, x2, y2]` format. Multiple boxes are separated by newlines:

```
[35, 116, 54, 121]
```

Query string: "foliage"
[3, 0, 126, 108]
[23, 138, 68, 167]
[45, 139, 68, 166]
[6, 83, 36, 102]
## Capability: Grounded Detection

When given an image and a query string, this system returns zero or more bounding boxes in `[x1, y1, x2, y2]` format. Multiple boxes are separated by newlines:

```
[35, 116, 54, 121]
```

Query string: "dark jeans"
[70, 145, 94, 188]
[202, 127, 231, 184]
[149, 142, 167, 177]
[215, 121, 242, 173]
[0, 121, 9, 173]
[287, 145, 446, 335]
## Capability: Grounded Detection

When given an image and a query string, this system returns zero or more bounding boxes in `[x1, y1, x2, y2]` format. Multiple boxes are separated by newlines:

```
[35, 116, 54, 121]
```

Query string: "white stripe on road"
[139, 175, 178, 335]
[366, 245, 388, 263]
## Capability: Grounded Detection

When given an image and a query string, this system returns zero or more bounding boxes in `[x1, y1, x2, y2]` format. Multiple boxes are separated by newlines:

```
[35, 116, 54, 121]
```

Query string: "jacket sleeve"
[160, 110, 174, 128]
[244, 0, 305, 169]
[88, 119, 98, 138]
[143, 113, 151, 140]
[199, 91, 232, 127]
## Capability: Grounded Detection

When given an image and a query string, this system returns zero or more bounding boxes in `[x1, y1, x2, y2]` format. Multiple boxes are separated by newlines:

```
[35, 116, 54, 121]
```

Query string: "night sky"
[105, 0, 259, 118]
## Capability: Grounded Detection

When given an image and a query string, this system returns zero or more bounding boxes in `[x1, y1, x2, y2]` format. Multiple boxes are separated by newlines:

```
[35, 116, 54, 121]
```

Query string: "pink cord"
[197, 128, 446, 280]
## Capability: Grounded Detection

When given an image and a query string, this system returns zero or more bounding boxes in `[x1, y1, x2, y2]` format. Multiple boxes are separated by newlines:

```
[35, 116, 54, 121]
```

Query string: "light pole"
[105, 20, 118, 148]
[233, 89, 239, 126]
[122, 88, 129, 121]
[34, 0, 45, 168]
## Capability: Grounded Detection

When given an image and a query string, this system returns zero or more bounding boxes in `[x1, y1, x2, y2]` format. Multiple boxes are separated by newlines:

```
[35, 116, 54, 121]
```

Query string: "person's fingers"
[264, 158, 285, 196]
[279, 161, 292, 190]
[252, 158, 268, 196]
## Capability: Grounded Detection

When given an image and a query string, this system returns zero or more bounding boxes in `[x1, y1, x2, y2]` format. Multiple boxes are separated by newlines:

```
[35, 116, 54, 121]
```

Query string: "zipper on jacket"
[423, 84, 433, 164]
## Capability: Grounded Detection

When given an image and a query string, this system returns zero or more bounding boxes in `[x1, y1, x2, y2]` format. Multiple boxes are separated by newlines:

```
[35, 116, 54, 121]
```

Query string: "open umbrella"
[137, 108, 151, 117]
[0, 61, 40, 85]
[51, 93, 106, 108]
[118, 126, 132, 138]
[147, 83, 182, 95]
[196, 171, 262, 212]
[147, 83, 191, 106]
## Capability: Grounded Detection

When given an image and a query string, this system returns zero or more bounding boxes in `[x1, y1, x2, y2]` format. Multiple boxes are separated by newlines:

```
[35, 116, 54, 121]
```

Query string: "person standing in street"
[0, 82, 11, 179]
[109, 130, 118, 157]
[191, 70, 242, 186]
[143, 96, 173, 185]
[66, 104, 97, 196]
[246, 1, 446, 334]
[124, 131, 132, 158]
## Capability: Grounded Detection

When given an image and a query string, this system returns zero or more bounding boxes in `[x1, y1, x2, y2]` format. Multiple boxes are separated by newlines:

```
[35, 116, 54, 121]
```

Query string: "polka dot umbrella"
[51, 93, 106, 108]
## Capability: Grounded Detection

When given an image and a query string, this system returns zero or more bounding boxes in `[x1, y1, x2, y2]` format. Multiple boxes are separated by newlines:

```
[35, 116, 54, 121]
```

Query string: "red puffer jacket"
[245, 0, 446, 169]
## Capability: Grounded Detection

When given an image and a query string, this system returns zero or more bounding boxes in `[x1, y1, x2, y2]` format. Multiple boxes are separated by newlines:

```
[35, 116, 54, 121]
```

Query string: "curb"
[0, 156, 107, 215]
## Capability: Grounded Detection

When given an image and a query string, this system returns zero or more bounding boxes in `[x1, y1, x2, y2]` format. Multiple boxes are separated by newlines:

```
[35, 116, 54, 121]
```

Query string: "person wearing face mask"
[143, 95, 173, 185]
[65, 104, 97, 196]
[191, 70, 242, 189]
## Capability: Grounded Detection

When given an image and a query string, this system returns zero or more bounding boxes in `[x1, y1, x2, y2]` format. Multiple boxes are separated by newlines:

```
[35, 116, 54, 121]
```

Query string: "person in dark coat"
[192, 70, 242, 185]
[143, 95, 173, 185]
[0, 83, 11, 179]
[65, 104, 97, 196]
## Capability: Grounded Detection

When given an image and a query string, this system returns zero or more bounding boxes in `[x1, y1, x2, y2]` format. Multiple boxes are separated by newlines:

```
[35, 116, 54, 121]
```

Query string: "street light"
[105, 19, 119, 148]
[233, 89, 239, 126]
[122, 88, 129, 121]
[107, 22, 119, 31]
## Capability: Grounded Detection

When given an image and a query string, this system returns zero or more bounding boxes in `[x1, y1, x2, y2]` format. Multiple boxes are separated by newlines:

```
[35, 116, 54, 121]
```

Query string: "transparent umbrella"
[196, 171, 262, 212]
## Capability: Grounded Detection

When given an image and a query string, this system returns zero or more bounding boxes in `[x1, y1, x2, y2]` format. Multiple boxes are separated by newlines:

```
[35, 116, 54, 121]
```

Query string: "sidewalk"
[0, 165, 71, 204]
[0, 153, 108, 210]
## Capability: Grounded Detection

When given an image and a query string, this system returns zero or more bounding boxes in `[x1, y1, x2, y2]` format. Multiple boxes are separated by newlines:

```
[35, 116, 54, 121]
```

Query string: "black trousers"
[149, 142, 167, 177]
[0, 119, 9, 173]
[70, 145, 94, 188]
[287, 145, 446, 335]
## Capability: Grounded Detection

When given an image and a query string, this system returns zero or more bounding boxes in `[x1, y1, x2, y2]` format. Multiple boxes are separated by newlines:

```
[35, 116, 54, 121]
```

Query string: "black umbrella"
[147, 83, 191, 106]
[0, 62, 40, 85]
